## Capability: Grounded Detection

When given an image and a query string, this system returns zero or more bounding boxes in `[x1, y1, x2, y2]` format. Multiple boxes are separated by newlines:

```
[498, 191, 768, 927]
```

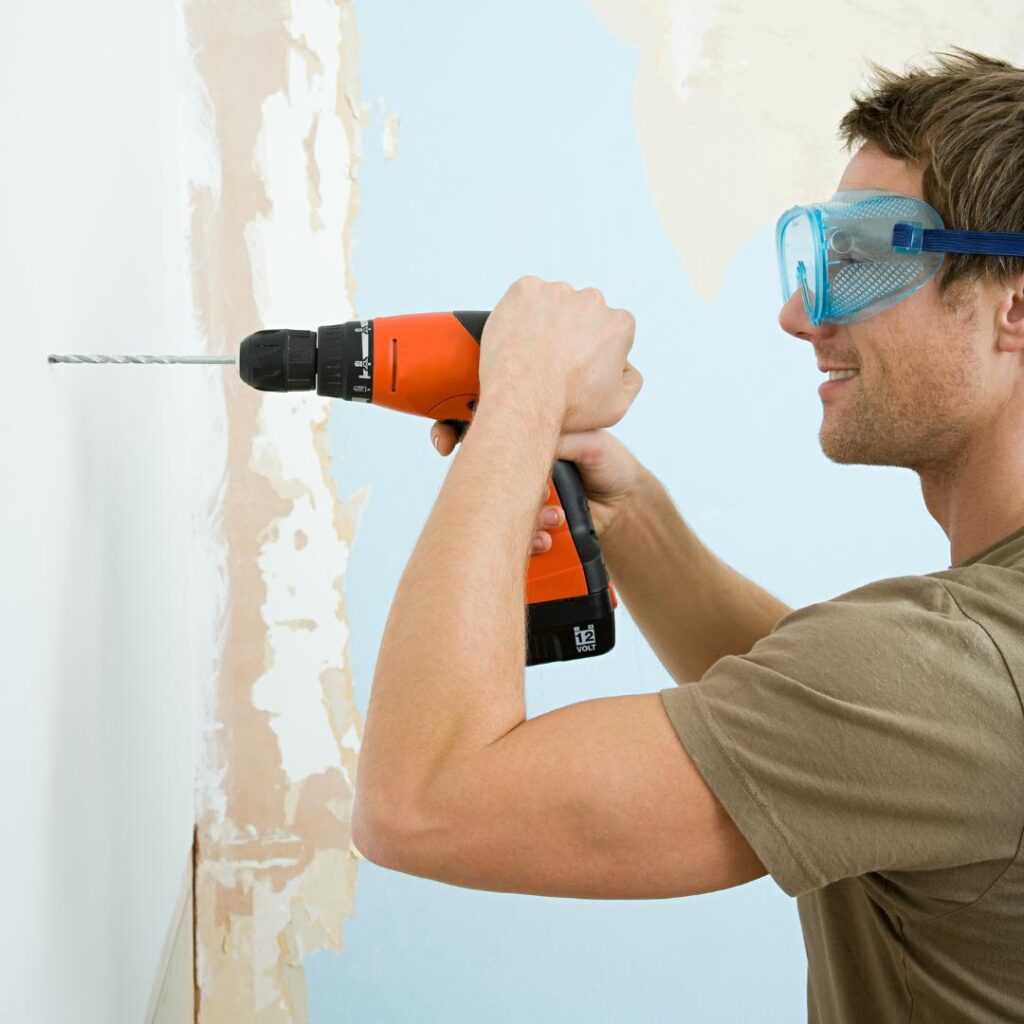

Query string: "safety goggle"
[775, 188, 1024, 325]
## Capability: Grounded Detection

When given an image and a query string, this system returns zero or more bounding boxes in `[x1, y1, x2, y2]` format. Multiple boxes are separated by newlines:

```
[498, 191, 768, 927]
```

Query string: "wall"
[7, 2, 1022, 1022]
[186, 1, 366, 1020]
[2, 1, 203, 1020]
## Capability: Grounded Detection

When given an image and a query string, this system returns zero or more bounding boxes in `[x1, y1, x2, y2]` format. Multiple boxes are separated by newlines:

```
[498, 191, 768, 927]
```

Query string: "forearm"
[601, 468, 792, 683]
[354, 376, 561, 829]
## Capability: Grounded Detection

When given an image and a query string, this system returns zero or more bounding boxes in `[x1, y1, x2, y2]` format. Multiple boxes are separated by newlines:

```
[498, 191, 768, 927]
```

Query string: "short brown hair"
[838, 47, 1024, 296]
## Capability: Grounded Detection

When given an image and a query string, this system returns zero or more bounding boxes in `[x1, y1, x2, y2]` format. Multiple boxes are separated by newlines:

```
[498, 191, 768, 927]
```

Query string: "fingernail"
[531, 537, 545, 552]
[543, 509, 559, 526]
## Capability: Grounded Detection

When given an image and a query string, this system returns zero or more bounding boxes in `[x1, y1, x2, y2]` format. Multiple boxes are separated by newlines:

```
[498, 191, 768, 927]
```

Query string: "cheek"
[843, 325, 889, 380]
[855, 309, 923, 384]
[866, 309, 983, 401]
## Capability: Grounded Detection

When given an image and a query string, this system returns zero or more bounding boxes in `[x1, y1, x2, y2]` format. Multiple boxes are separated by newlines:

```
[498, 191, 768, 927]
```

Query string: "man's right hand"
[429, 421, 646, 554]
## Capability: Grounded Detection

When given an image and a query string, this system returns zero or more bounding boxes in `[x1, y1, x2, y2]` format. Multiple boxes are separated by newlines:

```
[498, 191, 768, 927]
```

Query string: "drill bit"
[47, 354, 235, 364]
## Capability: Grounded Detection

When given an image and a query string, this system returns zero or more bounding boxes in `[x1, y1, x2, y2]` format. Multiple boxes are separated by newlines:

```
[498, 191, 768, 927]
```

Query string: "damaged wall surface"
[186, 0, 367, 1020]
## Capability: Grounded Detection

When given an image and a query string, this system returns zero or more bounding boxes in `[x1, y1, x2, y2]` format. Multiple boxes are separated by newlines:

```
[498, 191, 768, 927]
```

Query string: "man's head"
[778, 49, 1024, 476]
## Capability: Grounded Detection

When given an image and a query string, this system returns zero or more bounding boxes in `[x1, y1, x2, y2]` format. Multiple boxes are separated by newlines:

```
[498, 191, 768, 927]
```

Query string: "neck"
[920, 390, 1024, 566]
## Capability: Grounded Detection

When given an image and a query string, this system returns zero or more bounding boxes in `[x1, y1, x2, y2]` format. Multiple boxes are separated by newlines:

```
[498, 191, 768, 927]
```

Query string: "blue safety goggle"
[776, 189, 1024, 325]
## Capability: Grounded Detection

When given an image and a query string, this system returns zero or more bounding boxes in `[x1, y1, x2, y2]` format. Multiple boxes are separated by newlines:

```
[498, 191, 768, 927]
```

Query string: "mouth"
[818, 368, 859, 398]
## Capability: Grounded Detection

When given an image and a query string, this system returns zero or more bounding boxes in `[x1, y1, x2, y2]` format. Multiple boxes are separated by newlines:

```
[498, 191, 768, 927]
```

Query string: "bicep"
[362, 692, 766, 899]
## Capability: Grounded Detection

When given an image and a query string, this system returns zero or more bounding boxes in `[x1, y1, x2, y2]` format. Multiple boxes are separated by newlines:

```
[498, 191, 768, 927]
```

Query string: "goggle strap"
[892, 222, 1024, 257]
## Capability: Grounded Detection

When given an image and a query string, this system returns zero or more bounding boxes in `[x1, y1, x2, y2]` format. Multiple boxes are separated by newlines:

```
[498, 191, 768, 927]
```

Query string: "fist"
[478, 276, 643, 433]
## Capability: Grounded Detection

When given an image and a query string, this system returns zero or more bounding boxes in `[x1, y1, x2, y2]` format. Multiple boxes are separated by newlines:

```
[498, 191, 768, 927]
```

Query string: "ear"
[995, 274, 1024, 352]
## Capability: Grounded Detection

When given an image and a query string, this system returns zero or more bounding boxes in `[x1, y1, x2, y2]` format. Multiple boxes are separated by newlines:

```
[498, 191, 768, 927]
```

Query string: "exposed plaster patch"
[340, 723, 359, 751]
[303, 114, 325, 230]
[587, 0, 1024, 304]
[291, 34, 325, 85]
[382, 113, 399, 160]
[186, 0, 369, 1020]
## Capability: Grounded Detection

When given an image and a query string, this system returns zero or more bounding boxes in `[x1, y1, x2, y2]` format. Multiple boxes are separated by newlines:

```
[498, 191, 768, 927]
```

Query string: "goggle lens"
[779, 210, 817, 319]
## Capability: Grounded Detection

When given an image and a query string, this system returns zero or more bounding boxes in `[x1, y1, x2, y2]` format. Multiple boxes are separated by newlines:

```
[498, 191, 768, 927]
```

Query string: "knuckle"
[625, 363, 643, 390]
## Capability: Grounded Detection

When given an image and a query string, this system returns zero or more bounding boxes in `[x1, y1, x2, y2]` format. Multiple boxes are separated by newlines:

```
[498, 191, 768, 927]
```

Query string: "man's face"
[778, 143, 997, 474]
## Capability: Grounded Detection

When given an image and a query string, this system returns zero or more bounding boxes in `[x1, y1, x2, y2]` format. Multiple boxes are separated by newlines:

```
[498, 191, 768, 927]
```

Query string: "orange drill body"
[369, 312, 604, 607]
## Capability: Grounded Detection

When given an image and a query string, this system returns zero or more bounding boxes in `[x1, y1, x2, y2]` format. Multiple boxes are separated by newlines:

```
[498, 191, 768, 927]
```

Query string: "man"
[352, 49, 1024, 1022]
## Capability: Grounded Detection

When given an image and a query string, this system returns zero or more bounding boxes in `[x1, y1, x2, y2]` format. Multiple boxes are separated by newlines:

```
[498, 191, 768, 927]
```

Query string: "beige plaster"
[185, 0, 369, 1019]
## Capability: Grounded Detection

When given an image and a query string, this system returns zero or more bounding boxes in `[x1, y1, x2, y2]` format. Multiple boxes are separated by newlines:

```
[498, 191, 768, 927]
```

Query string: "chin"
[818, 424, 905, 468]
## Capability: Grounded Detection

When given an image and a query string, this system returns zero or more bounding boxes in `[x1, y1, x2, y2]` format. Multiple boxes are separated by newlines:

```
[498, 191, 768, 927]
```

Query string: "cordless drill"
[237, 311, 618, 665]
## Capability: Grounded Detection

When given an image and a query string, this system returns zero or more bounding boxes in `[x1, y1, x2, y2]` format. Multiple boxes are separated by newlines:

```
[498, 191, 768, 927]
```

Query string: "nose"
[777, 292, 838, 345]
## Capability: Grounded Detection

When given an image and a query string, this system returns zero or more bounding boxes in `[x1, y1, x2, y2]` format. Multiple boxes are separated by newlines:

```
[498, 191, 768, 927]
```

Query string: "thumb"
[555, 428, 606, 464]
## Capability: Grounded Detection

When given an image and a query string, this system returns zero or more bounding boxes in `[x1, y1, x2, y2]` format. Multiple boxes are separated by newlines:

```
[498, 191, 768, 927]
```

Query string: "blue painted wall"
[308, 2, 949, 1019]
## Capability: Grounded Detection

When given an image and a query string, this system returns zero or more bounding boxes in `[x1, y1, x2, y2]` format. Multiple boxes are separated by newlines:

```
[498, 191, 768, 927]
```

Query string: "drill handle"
[525, 460, 616, 663]
[438, 420, 617, 664]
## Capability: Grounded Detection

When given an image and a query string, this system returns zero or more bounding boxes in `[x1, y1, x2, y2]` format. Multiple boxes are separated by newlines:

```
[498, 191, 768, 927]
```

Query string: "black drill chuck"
[238, 328, 317, 392]
[238, 323, 373, 400]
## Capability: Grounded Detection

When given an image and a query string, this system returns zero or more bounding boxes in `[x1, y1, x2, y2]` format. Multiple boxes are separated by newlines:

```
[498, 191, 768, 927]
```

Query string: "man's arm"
[356, 691, 766, 899]
[352, 366, 765, 897]
[599, 468, 793, 683]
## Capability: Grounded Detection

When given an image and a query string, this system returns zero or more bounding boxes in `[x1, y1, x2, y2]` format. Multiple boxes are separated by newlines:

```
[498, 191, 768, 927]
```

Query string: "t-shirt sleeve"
[659, 574, 1024, 898]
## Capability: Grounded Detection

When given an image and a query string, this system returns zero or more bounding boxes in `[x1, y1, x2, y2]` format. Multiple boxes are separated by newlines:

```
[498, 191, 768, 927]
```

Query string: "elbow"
[351, 762, 403, 866]
[351, 785, 443, 872]
[351, 790, 401, 868]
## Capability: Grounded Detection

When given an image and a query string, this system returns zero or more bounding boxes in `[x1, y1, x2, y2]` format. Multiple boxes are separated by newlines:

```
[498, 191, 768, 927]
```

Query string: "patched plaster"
[185, 0, 369, 1019]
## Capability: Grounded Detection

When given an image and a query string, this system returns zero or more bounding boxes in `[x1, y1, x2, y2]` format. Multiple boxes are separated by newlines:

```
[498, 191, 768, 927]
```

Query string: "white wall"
[1, 2, 207, 1020]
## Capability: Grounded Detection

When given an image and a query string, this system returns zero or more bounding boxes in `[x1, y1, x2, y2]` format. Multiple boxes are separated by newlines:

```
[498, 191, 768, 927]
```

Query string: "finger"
[430, 422, 459, 456]
[536, 504, 563, 530]
[530, 531, 552, 555]
[614, 308, 637, 351]
[622, 361, 643, 397]
[555, 428, 603, 463]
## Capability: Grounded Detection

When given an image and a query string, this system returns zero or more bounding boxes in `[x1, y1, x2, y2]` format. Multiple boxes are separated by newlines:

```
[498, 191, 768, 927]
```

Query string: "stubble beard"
[818, 353, 982, 474]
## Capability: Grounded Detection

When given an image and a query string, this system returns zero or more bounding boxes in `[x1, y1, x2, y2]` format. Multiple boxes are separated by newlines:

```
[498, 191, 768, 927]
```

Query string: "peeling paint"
[186, 0, 369, 1019]
[587, 0, 1024, 304]
[280, 618, 319, 631]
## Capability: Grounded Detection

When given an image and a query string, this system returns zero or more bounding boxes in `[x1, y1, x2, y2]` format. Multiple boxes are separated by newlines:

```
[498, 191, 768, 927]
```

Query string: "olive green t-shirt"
[660, 525, 1024, 1023]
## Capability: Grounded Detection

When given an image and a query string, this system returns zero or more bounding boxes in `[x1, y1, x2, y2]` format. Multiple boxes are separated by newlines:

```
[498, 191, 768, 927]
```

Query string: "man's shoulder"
[777, 554, 1024, 635]
[930, 558, 1024, 665]
[769, 571, 964, 639]
[755, 570, 1004, 687]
